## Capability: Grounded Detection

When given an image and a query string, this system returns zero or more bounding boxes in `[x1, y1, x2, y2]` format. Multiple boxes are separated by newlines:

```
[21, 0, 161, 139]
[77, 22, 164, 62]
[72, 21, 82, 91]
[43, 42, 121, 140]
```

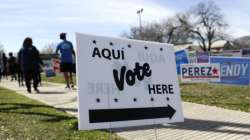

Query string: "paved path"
[1, 79, 250, 140]
[0, 79, 78, 116]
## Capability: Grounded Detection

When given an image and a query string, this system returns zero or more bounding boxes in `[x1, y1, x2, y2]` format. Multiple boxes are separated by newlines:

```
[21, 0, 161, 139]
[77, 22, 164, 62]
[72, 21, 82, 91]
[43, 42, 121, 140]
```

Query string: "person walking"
[0, 57, 2, 82]
[0, 65, 2, 82]
[16, 53, 24, 87]
[8, 52, 17, 81]
[18, 37, 43, 93]
[2, 53, 8, 79]
[56, 33, 75, 89]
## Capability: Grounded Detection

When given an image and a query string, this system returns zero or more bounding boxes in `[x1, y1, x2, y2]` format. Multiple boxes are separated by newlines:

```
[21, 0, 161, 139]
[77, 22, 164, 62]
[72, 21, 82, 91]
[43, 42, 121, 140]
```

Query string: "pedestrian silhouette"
[2, 53, 8, 79]
[18, 37, 43, 93]
[8, 52, 17, 81]
[56, 33, 76, 88]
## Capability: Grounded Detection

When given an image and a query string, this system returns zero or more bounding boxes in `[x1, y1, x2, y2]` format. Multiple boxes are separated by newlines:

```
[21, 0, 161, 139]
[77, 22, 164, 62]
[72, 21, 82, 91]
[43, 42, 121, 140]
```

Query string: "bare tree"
[231, 36, 250, 50]
[122, 23, 164, 42]
[162, 17, 181, 43]
[123, 1, 228, 49]
[41, 43, 57, 54]
[178, 1, 228, 51]
[0, 42, 5, 55]
[122, 17, 191, 44]
[162, 16, 193, 44]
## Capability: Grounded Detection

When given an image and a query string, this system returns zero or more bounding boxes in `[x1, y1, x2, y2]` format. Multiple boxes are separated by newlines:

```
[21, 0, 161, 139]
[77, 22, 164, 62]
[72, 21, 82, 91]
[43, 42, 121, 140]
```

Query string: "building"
[174, 40, 234, 53]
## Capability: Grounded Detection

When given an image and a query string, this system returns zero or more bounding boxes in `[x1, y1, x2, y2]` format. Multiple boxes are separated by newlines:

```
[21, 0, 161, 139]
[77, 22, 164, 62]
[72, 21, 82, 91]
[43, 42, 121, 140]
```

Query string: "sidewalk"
[0, 79, 78, 116]
[0, 79, 250, 140]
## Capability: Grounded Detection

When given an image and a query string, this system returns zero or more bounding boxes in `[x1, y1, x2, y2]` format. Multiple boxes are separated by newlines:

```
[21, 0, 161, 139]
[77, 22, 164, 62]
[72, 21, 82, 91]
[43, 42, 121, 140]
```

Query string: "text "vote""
[113, 62, 152, 91]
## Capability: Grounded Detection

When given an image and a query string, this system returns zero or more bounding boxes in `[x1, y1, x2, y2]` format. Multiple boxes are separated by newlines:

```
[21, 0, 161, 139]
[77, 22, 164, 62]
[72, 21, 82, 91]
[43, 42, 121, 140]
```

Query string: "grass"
[0, 87, 123, 140]
[181, 83, 250, 112]
[42, 74, 250, 112]
[42, 73, 76, 84]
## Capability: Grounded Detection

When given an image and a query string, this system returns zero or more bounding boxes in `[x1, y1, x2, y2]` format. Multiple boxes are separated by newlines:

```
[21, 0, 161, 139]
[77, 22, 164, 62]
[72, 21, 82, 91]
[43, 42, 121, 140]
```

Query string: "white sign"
[181, 63, 220, 83]
[76, 33, 184, 130]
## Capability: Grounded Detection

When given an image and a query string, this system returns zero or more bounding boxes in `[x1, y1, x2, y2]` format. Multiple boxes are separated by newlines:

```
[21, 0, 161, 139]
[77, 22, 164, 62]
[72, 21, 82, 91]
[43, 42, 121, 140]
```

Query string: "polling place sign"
[180, 63, 220, 83]
[76, 33, 184, 130]
[210, 57, 250, 85]
[175, 50, 189, 75]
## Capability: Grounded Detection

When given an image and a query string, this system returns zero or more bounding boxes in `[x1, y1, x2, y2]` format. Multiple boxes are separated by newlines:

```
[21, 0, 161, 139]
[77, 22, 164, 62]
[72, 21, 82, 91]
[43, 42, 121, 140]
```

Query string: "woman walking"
[18, 37, 43, 93]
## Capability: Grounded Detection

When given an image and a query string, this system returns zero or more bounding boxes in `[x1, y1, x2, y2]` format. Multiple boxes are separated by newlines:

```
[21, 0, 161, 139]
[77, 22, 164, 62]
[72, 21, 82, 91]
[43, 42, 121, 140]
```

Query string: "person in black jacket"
[8, 52, 17, 81]
[0, 57, 2, 82]
[16, 53, 24, 87]
[18, 37, 43, 93]
[2, 53, 8, 79]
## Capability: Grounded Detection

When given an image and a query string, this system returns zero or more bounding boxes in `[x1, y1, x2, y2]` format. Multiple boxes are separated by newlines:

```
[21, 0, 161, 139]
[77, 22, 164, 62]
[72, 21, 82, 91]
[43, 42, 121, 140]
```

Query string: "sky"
[1, 0, 250, 53]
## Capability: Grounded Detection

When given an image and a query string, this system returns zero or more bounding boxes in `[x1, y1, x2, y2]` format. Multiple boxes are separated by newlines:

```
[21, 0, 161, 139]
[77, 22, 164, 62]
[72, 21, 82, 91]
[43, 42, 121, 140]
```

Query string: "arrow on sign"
[166, 105, 176, 119]
[89, 105, 176, 123]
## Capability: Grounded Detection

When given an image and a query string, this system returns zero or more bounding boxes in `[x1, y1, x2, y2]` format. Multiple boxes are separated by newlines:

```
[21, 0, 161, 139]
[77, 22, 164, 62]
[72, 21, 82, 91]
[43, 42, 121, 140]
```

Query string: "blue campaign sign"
[210, 57, 250, 85]
[45, 69, 56, 77]
[197, 51, 209, 63]
[175, 50, 189, 75]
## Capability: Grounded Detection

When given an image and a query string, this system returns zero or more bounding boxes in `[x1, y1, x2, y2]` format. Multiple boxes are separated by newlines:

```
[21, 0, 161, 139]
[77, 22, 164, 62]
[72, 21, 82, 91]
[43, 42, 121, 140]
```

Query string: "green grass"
[181, 83, 250, 112]
[0, 87, 123, 140]
[42, 74, 76, 84]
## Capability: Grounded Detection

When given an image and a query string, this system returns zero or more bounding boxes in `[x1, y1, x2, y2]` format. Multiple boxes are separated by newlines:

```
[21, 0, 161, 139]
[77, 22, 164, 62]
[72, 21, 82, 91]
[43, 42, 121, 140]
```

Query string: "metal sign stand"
[154, 125, 158, 140]
[109, 128, 113, 140]
[107, 90, 112, 140]
[151, 94, 158, 140]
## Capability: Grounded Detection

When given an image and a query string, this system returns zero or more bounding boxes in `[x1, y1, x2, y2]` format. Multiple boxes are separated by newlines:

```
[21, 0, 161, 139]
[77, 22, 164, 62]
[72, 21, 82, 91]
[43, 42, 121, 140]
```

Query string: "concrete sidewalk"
[0, 79, 250, 140]
[0, 79, 78, 116]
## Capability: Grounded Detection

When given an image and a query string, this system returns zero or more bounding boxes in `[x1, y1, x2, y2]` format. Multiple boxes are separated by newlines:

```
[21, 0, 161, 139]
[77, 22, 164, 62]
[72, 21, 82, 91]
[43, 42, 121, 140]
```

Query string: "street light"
[137, 8, 143, 31]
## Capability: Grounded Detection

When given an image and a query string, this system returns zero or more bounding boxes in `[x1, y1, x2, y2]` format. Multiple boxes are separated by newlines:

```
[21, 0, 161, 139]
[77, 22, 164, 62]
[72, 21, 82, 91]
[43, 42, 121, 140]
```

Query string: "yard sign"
[210, 56, 250, 85]
[76, 33, 184, 130]
[180, 63, 220, 83]
[175, 49, 189, 75]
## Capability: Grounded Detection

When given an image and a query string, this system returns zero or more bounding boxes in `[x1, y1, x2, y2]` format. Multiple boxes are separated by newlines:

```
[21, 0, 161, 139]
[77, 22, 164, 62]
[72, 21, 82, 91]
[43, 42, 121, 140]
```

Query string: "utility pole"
[137, 8, 143, 33]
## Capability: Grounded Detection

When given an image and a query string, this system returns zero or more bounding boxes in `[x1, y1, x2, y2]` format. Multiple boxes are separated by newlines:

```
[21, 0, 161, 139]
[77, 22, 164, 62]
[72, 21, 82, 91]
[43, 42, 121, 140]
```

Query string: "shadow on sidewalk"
[113, 118, 250, 135]
[0, 103, 75, 122]
[0, 103, 54, 110]
[57, 107, 78, 114]
[38, 91, 66, 94]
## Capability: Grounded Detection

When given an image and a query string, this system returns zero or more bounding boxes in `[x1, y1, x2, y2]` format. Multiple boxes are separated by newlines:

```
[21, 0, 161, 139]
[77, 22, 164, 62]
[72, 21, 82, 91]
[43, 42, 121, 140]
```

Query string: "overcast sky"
[1, 0, 250, 53]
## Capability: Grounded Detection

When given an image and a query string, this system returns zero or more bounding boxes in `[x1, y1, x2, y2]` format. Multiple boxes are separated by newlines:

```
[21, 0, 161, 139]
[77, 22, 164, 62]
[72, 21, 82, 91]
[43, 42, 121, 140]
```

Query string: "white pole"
[137, 8, 143, 34]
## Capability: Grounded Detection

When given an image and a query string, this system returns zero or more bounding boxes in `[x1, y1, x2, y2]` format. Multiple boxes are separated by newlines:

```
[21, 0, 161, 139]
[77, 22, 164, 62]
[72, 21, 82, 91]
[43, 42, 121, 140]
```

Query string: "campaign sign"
[52, 58, 61, 73]
[44, 68, 56, 77]
[180, 63, 220, 83]
[175, 50, 189, 75]
[242, 48, 250, 57]
[43, 60, 53, 70]
[43, 60, 56, 77]
[197, 52, 209, 63]
[76, 33, 184, 130]
[188, 51, 197, 63]
[210, 57, 250, 85]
